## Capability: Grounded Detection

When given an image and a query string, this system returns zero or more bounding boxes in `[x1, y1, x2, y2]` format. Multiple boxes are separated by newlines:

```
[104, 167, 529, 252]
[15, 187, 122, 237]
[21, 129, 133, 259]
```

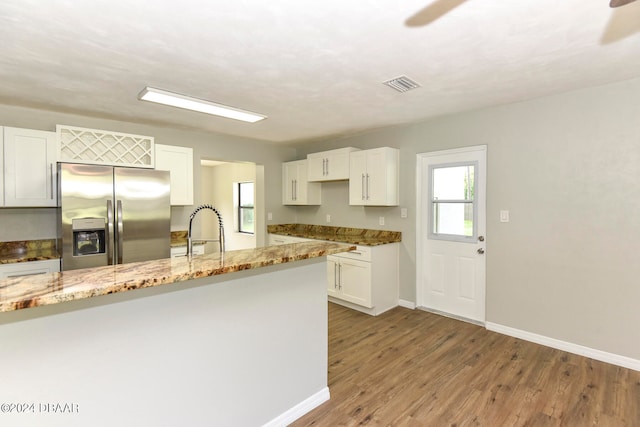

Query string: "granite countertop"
[0, 239, 59, 264]
[0, 241, 355, 313]
[267, 224, 401, 246]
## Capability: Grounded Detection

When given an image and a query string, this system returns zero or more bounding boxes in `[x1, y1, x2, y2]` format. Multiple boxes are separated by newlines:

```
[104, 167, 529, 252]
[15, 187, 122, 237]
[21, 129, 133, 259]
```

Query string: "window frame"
[237, 181, 255, 235]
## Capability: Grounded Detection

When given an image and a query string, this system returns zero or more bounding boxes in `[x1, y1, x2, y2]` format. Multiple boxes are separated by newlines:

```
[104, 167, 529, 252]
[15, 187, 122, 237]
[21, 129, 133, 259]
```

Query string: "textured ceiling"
[1, 0, 639, 144]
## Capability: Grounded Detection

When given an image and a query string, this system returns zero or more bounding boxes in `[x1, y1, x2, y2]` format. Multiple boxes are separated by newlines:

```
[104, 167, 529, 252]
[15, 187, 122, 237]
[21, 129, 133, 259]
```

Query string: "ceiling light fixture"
[138, 87, 267, 123]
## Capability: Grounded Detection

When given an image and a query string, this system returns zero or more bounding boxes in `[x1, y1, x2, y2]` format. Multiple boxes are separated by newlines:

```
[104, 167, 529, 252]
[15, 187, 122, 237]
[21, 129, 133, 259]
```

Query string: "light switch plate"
[379, 216, 385, 226]
[500, 210, 510, 223]
[268, 212, 273, 221]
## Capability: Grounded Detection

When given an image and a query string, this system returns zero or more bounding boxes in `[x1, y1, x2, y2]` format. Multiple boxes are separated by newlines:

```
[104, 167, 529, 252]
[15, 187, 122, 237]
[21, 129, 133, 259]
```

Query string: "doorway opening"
[200, 159, 263, 252]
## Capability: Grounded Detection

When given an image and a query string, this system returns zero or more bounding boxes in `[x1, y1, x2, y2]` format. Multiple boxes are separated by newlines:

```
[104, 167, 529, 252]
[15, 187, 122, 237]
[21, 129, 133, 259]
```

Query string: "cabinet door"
[282, 160, 320, 205]
[327, 256, 340, 298]
[338, 258, 372, 308]
[307, 154, 326, 182]
[348, 151, 367, 205]
[155, 144, 194, 206]
[282, 162, 298, 204]
[3, 127, 57, 207]
[325, 152, 350, 180]
[366, 149, 391, 205]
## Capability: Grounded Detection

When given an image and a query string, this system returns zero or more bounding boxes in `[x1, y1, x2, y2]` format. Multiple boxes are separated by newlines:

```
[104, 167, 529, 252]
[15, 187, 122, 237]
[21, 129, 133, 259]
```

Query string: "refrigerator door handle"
[107, 200, 114, 265]
[117, 200, 124, 265]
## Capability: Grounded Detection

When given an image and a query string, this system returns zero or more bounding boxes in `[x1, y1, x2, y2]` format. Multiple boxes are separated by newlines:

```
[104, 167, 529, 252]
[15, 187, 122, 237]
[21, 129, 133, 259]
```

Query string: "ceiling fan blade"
[405, 0, 468, 27]
[610, 0, 637, 7]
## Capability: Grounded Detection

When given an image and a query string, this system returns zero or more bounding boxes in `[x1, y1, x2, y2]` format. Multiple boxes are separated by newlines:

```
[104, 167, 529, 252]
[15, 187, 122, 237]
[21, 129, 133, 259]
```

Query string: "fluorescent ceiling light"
[138, 87, 267, 123]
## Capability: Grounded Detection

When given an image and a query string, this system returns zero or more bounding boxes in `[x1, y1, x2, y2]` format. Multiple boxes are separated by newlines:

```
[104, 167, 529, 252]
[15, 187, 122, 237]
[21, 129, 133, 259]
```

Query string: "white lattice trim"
[57, 125, 154, 168]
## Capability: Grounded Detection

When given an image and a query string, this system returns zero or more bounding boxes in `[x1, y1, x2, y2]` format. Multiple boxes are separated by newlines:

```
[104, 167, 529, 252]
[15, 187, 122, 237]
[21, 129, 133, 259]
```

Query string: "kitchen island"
[0, 241, 354, 427]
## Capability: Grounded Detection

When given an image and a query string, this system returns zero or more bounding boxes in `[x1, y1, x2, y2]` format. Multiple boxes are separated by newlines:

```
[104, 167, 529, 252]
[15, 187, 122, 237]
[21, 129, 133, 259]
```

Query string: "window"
[429, 162, 476, 242]
[238, 182, 254, 234]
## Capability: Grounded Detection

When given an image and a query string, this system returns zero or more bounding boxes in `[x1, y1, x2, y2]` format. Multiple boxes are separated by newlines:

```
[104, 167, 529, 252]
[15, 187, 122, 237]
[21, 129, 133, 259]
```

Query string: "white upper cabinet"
[155, 144, 194, 206]
[3, 127, 58, 207]
[307, 147, 360, 181]
[283, 160, 321, 205]
[349, 147, 399, 206]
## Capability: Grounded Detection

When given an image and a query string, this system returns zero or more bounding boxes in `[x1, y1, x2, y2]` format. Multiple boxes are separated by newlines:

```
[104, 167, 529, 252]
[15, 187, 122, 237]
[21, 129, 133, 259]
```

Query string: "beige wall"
[0, 104, 297, 244]
[293, 76, 640, 361]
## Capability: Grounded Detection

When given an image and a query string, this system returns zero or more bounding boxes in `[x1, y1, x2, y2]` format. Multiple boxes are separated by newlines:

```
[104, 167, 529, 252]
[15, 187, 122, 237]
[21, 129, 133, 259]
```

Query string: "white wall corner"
[262, 387, 330, 427]
[486, 322, 640, 372]
[398, 299, 416, 309]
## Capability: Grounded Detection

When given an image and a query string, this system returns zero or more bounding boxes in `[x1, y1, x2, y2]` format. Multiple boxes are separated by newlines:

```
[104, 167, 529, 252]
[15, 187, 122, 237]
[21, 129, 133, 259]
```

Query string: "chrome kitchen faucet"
[187, 204, 225, 257]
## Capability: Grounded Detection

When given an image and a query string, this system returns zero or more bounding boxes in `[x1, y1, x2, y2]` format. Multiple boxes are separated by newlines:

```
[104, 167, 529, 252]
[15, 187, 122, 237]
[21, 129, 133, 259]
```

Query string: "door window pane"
[430, 163, 476, 240]
[433, 165, 474, 201]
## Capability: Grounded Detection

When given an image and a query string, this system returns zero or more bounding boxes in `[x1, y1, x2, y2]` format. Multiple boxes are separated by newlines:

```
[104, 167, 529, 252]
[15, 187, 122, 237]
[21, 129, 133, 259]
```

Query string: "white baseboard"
[486, 322, 640, 372]
[262, 387, 330, 427]
[398, 299, 416, 309]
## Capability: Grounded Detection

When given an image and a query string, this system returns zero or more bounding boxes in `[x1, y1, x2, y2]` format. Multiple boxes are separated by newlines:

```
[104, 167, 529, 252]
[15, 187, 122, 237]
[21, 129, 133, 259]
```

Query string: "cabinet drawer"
[170, 244, 204, 258]
[332, 245, 371, 262]
[268, 234, 311, 245]
[0, 259, 60, 279]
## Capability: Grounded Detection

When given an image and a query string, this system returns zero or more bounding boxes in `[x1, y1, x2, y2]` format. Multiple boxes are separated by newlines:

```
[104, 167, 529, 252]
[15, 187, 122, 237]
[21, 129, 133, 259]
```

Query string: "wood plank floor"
[290, 303, 640, 426]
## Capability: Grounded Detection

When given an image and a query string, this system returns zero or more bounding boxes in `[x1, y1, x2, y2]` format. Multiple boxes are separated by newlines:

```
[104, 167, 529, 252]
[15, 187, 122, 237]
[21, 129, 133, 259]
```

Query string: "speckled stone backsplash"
[0, 239, 59, 264]
[267, 224, 401, 246]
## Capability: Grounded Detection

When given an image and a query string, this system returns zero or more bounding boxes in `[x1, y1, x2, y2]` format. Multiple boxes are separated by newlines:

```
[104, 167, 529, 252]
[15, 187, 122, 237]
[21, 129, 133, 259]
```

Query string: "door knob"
[478, 235, 485, 242]
[477, 248, 485, 254]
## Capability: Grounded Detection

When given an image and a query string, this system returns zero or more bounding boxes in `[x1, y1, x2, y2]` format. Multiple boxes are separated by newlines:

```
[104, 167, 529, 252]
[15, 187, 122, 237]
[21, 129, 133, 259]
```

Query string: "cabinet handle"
[324, 158, 329, 176]
[366, 173, 370, 200]
[338, 264, 342, 290]
[117, 200, 124, 264]
[361, 174, 366, 200]
[7, 271, 47, 278]
[334, 262, 338, 289]
[50, 163, 54, 200]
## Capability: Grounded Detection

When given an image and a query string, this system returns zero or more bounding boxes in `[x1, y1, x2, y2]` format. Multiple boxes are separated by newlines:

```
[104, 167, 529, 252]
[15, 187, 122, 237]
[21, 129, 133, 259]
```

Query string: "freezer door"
[59, 163, 114, 271]
[114, 167, 171, 264]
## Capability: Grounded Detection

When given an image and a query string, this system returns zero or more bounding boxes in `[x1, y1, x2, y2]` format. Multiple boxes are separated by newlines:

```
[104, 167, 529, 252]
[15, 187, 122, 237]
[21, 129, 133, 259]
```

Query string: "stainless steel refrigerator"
[58, 163, 171, 271]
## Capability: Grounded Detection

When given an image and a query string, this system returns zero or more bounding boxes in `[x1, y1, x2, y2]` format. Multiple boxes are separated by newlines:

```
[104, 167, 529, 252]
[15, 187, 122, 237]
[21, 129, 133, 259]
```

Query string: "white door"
[417, 145, 486, 323]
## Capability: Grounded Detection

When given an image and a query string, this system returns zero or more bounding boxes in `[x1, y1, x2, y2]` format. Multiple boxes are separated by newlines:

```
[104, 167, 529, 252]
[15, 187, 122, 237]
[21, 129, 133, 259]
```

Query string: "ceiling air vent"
[383, 75, 421, 93]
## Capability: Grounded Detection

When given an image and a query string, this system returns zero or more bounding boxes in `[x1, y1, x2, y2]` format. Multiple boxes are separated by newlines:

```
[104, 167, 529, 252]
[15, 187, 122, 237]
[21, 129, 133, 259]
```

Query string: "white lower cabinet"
[267, 234, 311, 245]
[327, 255, 372, 307]
[170, 244, 204, 258]
[327, 243, 399, 316]
[0, 259, 60, 279]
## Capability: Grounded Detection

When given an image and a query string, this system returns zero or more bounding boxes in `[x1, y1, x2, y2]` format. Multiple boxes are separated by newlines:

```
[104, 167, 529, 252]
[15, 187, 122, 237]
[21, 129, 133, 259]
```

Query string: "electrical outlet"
[379, 216, 385, 226]
[400, 208, 408, 218]
[267, 212, 273, 221]
[326, 214, 331, 223]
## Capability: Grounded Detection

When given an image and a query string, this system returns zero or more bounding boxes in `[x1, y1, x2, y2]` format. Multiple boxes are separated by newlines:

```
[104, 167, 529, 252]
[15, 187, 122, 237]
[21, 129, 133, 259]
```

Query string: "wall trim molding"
[262, 387, 330, 427]
[398, 299, 416, 309]
[486, 322, 640, 372]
